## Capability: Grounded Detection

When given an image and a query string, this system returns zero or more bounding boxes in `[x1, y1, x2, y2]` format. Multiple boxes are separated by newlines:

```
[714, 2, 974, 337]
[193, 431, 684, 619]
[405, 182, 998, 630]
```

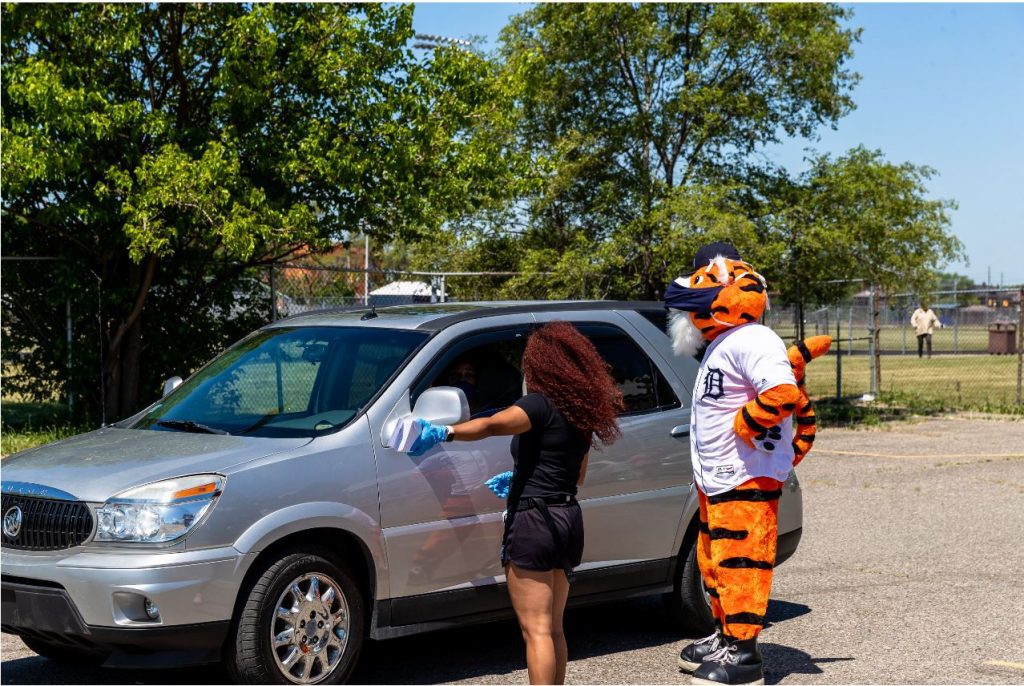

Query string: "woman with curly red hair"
[408, 321, 623, 684]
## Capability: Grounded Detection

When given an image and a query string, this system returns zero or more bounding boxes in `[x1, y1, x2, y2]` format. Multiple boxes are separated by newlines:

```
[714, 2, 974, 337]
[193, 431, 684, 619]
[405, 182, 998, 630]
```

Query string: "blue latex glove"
[408, 419, 449, 457]
[485, 471, 514, 499]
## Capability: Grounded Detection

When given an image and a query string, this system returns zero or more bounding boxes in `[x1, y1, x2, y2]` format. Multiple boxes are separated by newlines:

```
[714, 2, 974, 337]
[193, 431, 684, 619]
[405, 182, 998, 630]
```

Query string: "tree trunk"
[103, 256, 156, 420]
[873, 293, 882, 394]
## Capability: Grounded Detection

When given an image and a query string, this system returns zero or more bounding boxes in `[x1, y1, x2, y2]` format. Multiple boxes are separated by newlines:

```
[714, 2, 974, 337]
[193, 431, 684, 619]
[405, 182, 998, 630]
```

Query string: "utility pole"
[412, 33, 474, 51]
[1017, 287, 1023, 405]
[364, 234, 370, 307]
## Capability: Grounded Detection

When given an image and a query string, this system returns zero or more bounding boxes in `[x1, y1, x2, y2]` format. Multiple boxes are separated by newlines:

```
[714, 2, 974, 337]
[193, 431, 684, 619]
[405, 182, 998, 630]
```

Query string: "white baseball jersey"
[690, 323, 797, 495]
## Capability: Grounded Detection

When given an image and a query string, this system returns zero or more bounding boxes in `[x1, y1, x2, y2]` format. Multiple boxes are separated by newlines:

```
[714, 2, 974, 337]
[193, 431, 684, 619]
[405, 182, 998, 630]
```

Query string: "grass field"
[804, 351, 1022, 410]
[769, 324, 1007, 354]
[0, 399, 84, 458]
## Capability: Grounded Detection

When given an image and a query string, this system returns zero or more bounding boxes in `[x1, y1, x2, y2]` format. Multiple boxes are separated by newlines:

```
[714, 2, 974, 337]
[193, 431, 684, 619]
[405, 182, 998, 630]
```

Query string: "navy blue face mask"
[663, 281, 724, 318]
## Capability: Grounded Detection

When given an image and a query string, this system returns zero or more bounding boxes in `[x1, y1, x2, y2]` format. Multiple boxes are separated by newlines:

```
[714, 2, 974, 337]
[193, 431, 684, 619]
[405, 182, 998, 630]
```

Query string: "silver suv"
[1, 302, 802, 684]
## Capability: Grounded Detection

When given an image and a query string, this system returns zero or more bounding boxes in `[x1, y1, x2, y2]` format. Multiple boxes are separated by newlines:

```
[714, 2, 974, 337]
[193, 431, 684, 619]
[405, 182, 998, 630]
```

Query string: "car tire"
[226, 548, 365, 685]
[20, 636, 107, 665]
[664, 534, 715, 635]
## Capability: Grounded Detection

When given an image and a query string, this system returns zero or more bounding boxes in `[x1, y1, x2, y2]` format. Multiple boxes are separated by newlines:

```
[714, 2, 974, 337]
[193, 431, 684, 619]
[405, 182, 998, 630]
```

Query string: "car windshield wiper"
[156, 419, 230, 436]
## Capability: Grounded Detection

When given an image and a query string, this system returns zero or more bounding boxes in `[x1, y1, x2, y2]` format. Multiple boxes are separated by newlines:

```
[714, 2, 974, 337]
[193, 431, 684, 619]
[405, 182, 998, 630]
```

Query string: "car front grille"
[1, 494, 93, 551]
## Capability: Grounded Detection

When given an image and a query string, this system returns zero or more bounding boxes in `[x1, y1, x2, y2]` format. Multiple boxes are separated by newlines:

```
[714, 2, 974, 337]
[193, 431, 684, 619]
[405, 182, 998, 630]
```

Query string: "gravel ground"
[3, 415, 1023, 685]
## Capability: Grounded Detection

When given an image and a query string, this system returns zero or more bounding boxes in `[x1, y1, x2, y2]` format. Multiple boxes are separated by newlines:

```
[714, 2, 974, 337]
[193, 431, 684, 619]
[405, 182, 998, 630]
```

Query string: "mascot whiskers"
[664, 242, 829, 686]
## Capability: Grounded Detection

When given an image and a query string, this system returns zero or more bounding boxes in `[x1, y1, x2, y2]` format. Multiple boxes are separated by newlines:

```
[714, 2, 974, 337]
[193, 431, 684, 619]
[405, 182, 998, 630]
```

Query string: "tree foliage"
[2, 3, 525, 419]
[797, 147, 962, 299]
[495, 3, 861, 297]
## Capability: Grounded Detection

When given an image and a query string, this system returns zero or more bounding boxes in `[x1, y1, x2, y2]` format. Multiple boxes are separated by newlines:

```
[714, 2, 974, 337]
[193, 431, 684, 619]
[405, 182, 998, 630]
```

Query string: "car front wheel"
[664, 534, 715, 635]
[227, 548, 365, 684]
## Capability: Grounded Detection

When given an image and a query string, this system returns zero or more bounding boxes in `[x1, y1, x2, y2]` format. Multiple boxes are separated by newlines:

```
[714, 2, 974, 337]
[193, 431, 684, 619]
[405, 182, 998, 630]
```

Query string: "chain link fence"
[266, 262, 574, 318]
[4, 252, 1023, 417]
[764, 287, 1024, 410]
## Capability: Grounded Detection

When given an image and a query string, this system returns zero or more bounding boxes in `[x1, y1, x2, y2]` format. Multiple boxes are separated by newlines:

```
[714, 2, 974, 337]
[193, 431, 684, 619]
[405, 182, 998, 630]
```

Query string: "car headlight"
[95, 474, 224, 544]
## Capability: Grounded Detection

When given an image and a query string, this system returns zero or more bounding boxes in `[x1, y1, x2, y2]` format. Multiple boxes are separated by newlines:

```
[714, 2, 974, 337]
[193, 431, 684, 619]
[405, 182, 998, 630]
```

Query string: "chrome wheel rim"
[271, 572, 350, 684]
[699, 574, 712, 610]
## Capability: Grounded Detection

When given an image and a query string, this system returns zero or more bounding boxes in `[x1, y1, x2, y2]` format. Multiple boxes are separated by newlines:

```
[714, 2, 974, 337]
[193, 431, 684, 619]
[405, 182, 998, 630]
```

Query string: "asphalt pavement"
[3, 415, 1023, 684]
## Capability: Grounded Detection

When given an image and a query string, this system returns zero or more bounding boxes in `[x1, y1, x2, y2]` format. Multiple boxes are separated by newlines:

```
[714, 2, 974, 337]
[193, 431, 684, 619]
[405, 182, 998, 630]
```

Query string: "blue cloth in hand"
[408, 419, 448, 457]
[485, 471, 514, 499]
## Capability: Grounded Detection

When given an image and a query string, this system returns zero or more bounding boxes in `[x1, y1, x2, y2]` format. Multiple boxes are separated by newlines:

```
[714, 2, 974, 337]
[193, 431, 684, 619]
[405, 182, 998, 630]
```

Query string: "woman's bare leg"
[551, 570, 571, 684]
[507, 564, 557, 685]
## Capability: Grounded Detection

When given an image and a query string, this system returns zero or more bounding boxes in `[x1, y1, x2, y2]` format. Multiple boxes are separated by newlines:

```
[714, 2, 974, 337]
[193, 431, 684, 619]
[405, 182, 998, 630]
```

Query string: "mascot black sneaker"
[678, 631, 725, 673]
[690, 637, 764, 685]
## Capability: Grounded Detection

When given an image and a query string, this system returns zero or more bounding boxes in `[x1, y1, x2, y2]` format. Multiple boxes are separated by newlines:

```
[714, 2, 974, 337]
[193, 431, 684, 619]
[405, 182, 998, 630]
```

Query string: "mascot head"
[663, 242, 768, 358]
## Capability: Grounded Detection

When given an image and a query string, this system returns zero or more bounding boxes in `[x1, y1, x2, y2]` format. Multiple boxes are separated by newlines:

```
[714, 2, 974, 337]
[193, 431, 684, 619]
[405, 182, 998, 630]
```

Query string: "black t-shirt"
[511, 393, 592, 498]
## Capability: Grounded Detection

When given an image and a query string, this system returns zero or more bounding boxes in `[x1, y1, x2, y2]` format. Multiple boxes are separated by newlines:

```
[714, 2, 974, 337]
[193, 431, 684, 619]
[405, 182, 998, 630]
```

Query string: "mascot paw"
[752, 425, 783, 453]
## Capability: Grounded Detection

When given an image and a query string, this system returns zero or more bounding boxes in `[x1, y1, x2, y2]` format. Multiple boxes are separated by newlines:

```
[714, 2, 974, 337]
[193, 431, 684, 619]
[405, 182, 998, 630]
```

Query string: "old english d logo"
[3, 505, 23, 539]
[701, 367, 725, 401]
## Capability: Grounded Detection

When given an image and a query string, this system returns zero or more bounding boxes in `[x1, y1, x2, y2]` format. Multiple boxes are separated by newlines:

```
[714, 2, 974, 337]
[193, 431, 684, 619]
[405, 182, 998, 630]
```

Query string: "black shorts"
[503, 501, 584, 572]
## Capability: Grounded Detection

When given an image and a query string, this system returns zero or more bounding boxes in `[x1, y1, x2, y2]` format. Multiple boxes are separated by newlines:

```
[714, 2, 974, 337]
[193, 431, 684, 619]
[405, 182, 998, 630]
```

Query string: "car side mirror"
[411, 386, 470, 426]
[162, 376, 183, 398]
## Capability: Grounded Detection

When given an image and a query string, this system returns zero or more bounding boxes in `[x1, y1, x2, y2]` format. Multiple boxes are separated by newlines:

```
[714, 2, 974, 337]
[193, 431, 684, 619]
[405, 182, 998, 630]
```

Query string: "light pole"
[412, 33, 474, 52]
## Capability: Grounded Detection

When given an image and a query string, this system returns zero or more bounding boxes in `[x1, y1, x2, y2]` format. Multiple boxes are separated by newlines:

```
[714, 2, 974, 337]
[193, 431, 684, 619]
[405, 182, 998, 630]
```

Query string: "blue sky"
[412, 3, 1024, 286]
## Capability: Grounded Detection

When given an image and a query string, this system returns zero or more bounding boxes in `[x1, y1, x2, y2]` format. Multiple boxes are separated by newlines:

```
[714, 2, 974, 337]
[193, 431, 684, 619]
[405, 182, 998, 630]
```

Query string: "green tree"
[498, 3, 860, 297]
[2, 3, 524, 420]
[794, 147, 962, 386]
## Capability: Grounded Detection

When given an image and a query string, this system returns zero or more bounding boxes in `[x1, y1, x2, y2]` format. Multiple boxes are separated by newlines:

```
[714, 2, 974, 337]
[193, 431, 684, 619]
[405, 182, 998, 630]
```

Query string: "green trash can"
[987, 322, 1017, 354]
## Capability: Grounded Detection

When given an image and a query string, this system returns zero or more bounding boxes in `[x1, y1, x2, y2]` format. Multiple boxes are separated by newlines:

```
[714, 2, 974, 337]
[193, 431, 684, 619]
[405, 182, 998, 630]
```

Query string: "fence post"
[868, 287, 878, 394]
[66, 299, 73, 418]
[836, 317, 842, 401]
[94, 271, 106, 427]
[847, 305, 853, 356]
[952, 280, 959, 354]
[440, 273, 447, 303]
[269, 265, 277, 321]
[364, 235, 370, 306]
[1017, 287, 1023, 405]
[900, 298, 907, 355]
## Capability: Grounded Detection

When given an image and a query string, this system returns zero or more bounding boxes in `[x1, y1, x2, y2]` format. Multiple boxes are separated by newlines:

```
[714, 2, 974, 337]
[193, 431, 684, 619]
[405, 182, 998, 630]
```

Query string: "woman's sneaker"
[690, 637, 764, 685]
[677, 631, 725, 673]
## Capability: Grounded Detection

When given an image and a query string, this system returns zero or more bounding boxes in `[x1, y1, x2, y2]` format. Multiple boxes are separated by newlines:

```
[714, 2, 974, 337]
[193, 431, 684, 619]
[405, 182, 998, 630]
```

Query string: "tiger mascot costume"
[664, 242, 830, 685]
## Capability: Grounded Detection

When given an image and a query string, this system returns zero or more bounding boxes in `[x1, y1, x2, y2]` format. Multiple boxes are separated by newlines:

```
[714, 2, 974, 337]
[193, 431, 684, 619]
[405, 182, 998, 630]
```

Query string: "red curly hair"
[522, 321, 624, 446]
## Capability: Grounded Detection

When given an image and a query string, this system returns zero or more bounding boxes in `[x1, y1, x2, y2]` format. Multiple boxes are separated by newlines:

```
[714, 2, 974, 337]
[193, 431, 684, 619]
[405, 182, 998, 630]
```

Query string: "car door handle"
[670, 424, 690, 438]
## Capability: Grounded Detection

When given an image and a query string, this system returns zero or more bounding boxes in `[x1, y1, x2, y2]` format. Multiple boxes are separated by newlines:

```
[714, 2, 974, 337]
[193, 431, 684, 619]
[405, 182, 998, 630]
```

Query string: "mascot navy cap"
[693, 242, 742, 269]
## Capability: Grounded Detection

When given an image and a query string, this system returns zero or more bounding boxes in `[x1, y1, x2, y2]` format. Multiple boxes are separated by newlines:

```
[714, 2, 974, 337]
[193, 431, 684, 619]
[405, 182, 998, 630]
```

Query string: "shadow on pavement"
[353, 595, 682, 683]
[2, 596, 680, 685]
[761, 644, 854, 685]
[0, 654, 224, 685]
[764, 599, 812, 628]
[2, 596, 824, 685]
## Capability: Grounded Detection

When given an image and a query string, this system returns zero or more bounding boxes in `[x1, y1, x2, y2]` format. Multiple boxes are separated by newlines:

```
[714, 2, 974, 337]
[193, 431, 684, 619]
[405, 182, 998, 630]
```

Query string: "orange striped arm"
[787, 336, 831, 466]
[733, 383, 802, 448]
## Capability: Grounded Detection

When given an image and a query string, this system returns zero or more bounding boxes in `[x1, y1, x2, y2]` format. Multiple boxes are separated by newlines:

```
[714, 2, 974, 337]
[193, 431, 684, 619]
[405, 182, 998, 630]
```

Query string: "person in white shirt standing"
[910, 302, 942, 359]
[663, 242, 826, 686]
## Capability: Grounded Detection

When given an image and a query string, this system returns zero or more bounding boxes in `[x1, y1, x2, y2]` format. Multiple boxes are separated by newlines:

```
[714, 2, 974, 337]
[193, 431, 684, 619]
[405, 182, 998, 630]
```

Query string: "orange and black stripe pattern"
[697, 477, 782, 640]
[680, 257, 769, 342]
[733, 383, 801, 449]
[786, 335, 831, 466]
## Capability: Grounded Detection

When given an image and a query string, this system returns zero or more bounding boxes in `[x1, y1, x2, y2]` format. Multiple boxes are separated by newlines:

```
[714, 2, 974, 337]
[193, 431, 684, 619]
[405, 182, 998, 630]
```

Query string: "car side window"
[577, 324, 680, 415]
[412, 329, 528, 419]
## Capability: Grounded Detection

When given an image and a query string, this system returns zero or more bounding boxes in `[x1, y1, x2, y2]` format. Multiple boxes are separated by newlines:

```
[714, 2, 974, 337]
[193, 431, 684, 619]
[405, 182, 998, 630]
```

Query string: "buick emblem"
[3, 506, 23, 539]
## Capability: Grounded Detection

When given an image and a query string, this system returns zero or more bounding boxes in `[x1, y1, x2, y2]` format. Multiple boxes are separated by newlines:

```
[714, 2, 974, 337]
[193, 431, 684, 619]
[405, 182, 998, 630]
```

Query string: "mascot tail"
[787, 335, 832, 467]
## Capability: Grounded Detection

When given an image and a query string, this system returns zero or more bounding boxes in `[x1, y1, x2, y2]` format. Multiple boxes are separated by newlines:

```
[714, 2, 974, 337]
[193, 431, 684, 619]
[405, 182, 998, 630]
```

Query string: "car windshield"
[134, 326, 428, 438]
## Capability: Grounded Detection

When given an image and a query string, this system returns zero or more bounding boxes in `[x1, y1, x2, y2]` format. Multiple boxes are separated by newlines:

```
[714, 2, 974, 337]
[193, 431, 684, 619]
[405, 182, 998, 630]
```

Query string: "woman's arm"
[578, 452, 590, 486]
[450, 405, 531, 441]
